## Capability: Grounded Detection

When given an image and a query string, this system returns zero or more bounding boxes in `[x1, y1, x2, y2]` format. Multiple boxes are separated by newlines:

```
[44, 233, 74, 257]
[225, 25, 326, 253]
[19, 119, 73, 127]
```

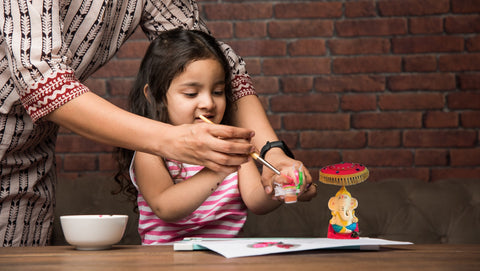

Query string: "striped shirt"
[0, 0, 255, 247]
[130, 156, 247, 245]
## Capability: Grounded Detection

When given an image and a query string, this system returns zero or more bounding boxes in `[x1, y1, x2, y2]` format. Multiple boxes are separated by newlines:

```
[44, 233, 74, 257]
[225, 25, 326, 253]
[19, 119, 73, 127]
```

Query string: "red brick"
[63, 154, 97, 171]
[424, 111, 459, 128]
[388, 74, 456, 91]
[228, 40, 286, 56]
[283, 113, 350, 130]
[289, 39, 326, 56]
[56, 135, 113, 153]
[314, 75, 386, 92]
[234, 22, 266, 38]
[251, 76, 279, 94]
[335, 18, 407, 37]
[92, 59, 140, 78]
[367, 167, 430, 182]
[281, 77, 314, 93]
[268, 20, 334, 38]
[267, 114, 281, 130]
[445, 15, 480, 34]
[458, 73, 480, 90]
[415, 149, 448, 166]
[276, 132, 298, 148]
[368, 131, 402, 147]
[392, 36, 464, 54]
[466, 36, 480, 52]
[352, 112, 422, 129]
[461, 111, 480, 128]
[300, 131, 366, 149]
[452, 0, 480, 13]
[84, 78, 107, 96]
[447, 91, 480, 109]
[409, 17, 443, 34]
[293, 150, 341, 168]
[403, 130, 477, 147]
[108, 79, 134, 97]
[270, 94, 339, 113]
[99, 153, 117, 171]
[403, 56, 437, 72]
[379, 93, 444, 110]
[333, 56, 402, 74]
[274, 2, 342, 19]
[328, 38, 390, 55]
[341, 94, 377, 111]
[431, 168, 480, 181]
[207, 22, 233, 39]
[343, 149, 413, 166]
[116, 41, 149, 58]
[378, 0, 449, 16]
[450, 149, 480, 166]
[263, 58, 330, 75]
[203, 3, 272, 20]
[439, 54, 480, 72]
[244, 58, 261, 75]
[345, 1, 376, 18]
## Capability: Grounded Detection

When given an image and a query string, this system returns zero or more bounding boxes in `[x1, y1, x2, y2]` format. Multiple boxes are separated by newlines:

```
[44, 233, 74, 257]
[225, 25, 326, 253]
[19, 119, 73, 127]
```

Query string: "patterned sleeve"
[141, 0, 256, 101]
[1, 0, 89, 122]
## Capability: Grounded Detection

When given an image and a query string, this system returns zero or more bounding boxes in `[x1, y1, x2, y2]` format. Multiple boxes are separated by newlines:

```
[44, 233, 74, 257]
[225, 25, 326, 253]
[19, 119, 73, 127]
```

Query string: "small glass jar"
[283, 185, 298, 204]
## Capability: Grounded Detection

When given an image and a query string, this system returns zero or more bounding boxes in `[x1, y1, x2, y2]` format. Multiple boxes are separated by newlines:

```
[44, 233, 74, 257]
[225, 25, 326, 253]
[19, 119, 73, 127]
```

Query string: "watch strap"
[260, 141, 295, 159]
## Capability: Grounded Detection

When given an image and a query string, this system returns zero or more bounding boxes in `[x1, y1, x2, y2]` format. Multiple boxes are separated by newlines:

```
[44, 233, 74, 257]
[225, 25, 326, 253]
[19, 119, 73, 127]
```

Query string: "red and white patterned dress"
[130, 156, 247, 245]
[0, 0, 255, 247]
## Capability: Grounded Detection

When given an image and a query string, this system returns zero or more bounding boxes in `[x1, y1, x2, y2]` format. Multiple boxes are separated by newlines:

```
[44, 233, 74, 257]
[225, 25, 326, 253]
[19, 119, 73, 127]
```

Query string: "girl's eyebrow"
[179, 80, 226, 87]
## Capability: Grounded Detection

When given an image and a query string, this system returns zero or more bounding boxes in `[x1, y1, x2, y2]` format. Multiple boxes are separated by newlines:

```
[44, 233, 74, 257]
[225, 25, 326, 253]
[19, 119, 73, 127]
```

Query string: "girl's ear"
[143, 84, 152, 103]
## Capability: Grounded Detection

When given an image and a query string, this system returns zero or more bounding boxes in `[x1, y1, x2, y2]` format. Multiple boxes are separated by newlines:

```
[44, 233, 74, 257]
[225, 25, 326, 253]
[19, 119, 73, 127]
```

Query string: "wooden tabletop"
[0, 244, 479, 271]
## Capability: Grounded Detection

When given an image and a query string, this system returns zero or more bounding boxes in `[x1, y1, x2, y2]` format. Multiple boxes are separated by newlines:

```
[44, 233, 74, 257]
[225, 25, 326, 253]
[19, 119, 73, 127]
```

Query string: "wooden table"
[0, 244, 479, 271]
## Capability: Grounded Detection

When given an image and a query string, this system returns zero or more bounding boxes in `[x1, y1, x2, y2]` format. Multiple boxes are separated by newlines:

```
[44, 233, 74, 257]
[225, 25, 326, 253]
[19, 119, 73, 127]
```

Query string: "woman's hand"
[164, 123, 255, 174]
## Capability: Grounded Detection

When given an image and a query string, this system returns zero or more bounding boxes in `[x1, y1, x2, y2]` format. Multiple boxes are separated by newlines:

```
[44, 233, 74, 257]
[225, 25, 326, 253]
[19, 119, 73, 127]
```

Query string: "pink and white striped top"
[130, 155, 247, 245]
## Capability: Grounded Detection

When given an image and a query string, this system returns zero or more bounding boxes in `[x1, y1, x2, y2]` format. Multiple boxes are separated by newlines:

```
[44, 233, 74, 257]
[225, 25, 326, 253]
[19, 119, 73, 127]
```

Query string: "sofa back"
[52, 177, 480, 245]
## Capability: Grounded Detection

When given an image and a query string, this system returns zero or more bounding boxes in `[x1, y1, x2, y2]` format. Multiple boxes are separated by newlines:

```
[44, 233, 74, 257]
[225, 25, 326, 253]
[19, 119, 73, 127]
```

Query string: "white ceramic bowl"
[60, 215, 128, 250]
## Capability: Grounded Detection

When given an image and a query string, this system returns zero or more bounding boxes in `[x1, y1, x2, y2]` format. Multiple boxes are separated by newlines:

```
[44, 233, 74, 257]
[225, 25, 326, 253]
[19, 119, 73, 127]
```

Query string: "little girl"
[115, 28, 286, 244]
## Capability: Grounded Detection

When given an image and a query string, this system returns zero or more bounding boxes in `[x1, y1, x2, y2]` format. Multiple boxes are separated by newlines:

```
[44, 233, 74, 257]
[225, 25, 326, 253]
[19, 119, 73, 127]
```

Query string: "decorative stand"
[319, 162, 369, 239]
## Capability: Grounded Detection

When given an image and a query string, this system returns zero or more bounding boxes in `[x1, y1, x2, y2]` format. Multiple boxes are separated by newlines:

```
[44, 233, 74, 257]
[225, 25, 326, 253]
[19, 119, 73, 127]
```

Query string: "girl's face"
[166, 58, 226, 125]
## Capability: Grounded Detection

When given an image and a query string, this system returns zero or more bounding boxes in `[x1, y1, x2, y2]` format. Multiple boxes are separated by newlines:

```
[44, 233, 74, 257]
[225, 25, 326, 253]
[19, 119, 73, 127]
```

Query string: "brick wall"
[56, 0, 480, 182]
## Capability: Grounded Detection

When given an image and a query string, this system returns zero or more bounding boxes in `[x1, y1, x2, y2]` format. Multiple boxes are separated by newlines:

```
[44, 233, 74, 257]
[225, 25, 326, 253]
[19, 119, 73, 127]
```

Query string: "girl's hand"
[164, 123, 255, 173]
[261, 149, 316, 202]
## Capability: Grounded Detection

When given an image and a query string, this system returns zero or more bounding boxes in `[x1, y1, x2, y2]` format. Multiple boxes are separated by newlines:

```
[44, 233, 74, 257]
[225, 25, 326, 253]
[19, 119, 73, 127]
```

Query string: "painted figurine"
[327, 186, 359, 238]
[319, 162, 369, 239]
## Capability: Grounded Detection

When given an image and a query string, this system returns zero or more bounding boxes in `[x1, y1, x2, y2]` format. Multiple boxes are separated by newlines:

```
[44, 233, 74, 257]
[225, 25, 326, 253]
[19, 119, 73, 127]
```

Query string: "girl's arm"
[237, 160, 282, 215]
[133, 151, 233, 222]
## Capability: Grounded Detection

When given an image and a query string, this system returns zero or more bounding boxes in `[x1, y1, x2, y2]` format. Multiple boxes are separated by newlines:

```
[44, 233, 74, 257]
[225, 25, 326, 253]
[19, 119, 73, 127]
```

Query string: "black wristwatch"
[260, 141, 295, 159]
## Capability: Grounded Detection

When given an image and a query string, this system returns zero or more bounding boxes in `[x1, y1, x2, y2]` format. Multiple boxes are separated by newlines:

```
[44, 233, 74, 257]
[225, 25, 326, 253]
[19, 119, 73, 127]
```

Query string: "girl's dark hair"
[114, 28, 235, 207]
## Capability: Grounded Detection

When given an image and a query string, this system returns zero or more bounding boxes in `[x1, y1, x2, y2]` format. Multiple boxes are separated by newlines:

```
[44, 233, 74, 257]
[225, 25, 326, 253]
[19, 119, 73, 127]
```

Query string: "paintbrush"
[199, 115, 289, 178]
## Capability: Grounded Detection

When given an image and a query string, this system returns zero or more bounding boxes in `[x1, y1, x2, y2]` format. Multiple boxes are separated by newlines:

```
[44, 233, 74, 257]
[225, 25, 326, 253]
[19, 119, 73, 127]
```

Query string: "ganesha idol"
[319, 163, 369, 239]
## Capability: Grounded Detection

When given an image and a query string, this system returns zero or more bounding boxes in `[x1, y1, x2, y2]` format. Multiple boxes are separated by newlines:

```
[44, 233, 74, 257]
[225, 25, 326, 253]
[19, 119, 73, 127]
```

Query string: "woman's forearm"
[232, 95, 279, 150]
[46, 91, 253, 171]
[46, 91, 171, 156]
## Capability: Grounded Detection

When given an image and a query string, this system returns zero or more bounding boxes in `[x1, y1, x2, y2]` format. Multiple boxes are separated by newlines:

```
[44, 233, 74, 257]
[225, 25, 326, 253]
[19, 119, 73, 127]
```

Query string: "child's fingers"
[298, 182, 318, 201]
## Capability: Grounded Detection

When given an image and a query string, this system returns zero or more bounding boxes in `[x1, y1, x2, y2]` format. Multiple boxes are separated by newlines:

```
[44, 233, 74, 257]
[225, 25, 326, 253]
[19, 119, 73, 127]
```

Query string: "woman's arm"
[47, 91, 253, 173]
[133, 151, 233, 222]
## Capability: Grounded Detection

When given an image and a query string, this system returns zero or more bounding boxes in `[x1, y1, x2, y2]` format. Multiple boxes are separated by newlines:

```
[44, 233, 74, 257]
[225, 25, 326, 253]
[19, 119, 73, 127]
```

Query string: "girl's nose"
[198, 94, 215, 109]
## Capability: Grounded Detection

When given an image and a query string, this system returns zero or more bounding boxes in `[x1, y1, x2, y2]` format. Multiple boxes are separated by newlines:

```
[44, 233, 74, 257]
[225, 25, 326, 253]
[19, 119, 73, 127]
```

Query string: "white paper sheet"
[174, 237, 413, 258]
